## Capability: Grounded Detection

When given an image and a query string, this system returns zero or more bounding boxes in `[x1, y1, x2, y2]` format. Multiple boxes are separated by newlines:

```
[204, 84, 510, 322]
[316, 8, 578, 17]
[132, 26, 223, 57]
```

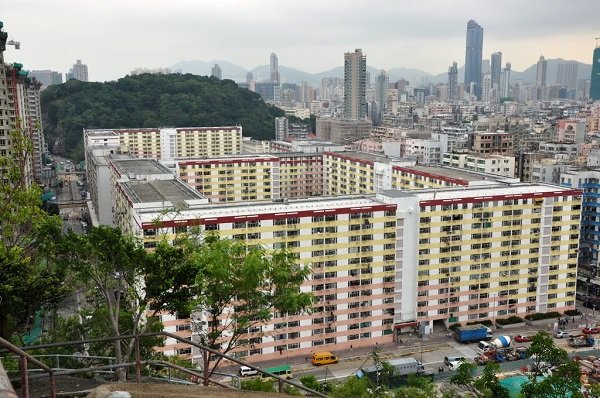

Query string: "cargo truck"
[454, 324, 493, 343]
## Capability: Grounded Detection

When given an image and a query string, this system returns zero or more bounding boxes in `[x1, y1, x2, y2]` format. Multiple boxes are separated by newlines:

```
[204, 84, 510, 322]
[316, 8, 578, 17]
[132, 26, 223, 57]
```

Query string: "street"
[219, 301, 600, 385]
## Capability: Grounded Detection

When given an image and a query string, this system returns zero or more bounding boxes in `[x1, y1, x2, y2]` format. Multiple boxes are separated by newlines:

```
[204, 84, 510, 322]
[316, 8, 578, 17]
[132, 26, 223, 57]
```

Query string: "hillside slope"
[41, 73, 284, 160]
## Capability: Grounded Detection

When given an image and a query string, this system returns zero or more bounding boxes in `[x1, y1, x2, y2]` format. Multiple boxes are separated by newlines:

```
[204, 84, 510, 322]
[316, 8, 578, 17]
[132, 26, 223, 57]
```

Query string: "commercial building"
[592, 46, 600, 101]
[464, 20, 484, 99]
[316, 117, 371, 144]
[29, 69, 63, 88]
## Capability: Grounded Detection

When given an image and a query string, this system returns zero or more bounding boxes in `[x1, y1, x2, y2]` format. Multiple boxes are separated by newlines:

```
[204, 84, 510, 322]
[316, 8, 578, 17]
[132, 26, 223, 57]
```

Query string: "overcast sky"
[2, 0, 598, 82]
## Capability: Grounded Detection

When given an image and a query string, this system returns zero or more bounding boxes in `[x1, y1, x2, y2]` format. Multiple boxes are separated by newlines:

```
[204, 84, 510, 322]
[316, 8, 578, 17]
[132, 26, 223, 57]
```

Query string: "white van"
[444, 355, 465, 366]
[448, 360, 464, 371]
[239, 365, 258, 377]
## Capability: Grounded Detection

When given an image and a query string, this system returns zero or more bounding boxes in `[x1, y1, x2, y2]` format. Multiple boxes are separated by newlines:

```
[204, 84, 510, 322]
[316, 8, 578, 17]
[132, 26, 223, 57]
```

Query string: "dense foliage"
[41, 73, 287, 160]
[0, 126, 70, 340]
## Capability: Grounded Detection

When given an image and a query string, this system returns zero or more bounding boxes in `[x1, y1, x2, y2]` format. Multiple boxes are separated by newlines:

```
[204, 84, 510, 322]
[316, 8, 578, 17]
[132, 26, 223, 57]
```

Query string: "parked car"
[554, 330, 569, 339]
[514, 335, 532, 343]
[582, 327, 600, 335]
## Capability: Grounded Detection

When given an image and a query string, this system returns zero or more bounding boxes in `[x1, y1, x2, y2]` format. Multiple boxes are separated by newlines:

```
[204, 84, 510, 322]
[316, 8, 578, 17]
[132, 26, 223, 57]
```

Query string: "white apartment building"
[442, 153, 515, 177]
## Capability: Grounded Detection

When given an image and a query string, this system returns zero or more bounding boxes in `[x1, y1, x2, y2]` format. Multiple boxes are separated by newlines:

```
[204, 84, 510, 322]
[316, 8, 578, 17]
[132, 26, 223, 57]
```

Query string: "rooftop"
[112, 159, 172, 176]
[329, 151, 401, 164]
[400, 165, 506, 183]
[121, 179, 205, 205]
[410, 183, 575, 202]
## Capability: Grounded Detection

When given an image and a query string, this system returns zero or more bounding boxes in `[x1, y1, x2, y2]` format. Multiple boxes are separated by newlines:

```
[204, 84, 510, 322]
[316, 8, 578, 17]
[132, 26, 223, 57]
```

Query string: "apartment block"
[173, 155, 280, 203]
[120, 193, 400, 360]
[470, 131, 514, 155]
[277, 153, 323, 198]
[442, 153, 516, 177]
[378, 184, 581, 330]
[324, 152, 513, 195]
[112, 179, 581, 359]
[84, 126, 242, 161]
[560, 169, 600, 295]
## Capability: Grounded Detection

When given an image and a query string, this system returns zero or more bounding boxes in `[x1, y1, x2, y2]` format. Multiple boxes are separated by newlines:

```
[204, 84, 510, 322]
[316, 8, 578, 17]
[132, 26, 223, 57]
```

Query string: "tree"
[330, 377, 372, 398]
[0, 125, 69, 340]
[66, 227, 185, 381]
[527, 331, 568, 375]
[521, 360, 583, 398]
[449, 361, 476, 389]
[474, 362, 509, 398]
[186, 234, 312, 379]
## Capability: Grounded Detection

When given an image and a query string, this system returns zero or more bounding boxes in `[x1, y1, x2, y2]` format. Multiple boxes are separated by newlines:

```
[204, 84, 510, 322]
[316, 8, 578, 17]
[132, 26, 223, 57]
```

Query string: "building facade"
[464, 20, 484, 99]
[344, 49, 367, 120]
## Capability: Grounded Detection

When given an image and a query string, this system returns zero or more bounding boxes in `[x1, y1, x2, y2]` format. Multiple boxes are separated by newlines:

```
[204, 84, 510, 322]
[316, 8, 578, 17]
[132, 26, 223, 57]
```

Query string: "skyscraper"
[211, 64, 222, 79]
[592, 45, 600, 100]
[557, 63, 578, 89]
[343, 48, 367, 120]
[374, 70, 388, 125]
[67, 59, 88, 82]
[246, 72, 253, 83]
[536, 55, 547, 87]
[270, 52, 280, 84]
[490, 52, 502, 92]
[501, 62, 511, 98]
[448, 62, 458, 101]
[464, 20, 483, 99]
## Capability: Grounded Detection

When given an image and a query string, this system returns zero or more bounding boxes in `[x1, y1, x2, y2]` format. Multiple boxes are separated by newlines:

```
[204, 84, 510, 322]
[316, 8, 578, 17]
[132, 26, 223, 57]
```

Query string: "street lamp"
[492, 294, 497, 328]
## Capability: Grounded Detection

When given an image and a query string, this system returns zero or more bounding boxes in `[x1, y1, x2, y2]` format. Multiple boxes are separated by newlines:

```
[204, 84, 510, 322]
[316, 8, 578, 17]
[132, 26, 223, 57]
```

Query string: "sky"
[2, 0, 598, 82]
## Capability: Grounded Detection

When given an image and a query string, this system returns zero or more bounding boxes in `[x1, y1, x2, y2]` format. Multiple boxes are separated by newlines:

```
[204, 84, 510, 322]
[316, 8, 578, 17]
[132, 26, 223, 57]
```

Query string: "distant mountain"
[171, 58, 592, 87]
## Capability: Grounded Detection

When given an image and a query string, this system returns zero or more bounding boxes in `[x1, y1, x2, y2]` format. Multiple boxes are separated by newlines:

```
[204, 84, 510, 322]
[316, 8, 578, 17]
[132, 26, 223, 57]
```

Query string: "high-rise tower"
[211, 64, 222, 79]
[490, 52, 502, 92]
[343, 49, 367, 120]
[590, 43, 600, 100]
[270, 52, 280, 84]
[501, 62, 511, 98]
[67, 59, 88, 82]
[464, 20, 483, 99]
[536, 55, 547, 87]
[374, 70, 388, 125]
[448, 62, 458, 101]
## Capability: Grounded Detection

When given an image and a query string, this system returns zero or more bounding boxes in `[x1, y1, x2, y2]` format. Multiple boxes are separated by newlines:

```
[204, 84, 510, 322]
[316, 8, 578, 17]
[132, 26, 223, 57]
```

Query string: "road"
[54, 160, 88, 234]
[219, 302, 600, 386]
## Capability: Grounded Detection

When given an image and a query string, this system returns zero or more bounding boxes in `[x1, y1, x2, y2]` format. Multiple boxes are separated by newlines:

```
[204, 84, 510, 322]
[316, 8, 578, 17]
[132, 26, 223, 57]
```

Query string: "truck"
[454, 324, 493, 344]
[476, 336, 511, 355]
[357, 357, 430, 387]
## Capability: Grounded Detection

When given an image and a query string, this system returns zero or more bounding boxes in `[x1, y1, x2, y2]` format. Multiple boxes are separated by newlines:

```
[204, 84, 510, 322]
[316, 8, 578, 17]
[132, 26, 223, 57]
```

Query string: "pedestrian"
[350, 344, 353, 352]
[375, 342, 379, 350]
[573, 317, 575, 323]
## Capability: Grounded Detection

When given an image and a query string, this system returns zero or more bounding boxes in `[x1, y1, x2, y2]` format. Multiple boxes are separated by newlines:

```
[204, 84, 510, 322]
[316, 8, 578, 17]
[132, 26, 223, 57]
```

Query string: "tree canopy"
[0, 126, 70, 340]
[41, 73, 289, 160]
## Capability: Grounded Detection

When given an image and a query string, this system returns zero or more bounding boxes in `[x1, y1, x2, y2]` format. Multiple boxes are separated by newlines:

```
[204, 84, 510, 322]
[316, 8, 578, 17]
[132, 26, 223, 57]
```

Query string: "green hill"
[41, 73, 285, 161]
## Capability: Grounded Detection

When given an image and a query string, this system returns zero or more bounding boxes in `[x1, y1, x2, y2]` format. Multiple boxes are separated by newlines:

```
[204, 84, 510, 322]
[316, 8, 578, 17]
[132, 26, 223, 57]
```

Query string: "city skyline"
[2, 0, 598, 82]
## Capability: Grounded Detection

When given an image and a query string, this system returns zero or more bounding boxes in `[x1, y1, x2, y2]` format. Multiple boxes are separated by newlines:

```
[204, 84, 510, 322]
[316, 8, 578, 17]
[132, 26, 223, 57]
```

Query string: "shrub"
[449, 323, 462, 331]
[564, 309, 581, 316]
[525, 311, 561, 321]
[496, 316, 524, 325]
[467, 320, 492, 327]
[241, 378, 276, 392]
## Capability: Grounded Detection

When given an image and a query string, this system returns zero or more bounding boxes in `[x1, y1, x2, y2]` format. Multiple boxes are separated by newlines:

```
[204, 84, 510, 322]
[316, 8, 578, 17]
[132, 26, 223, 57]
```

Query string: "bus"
[261, 364, 293, 380]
